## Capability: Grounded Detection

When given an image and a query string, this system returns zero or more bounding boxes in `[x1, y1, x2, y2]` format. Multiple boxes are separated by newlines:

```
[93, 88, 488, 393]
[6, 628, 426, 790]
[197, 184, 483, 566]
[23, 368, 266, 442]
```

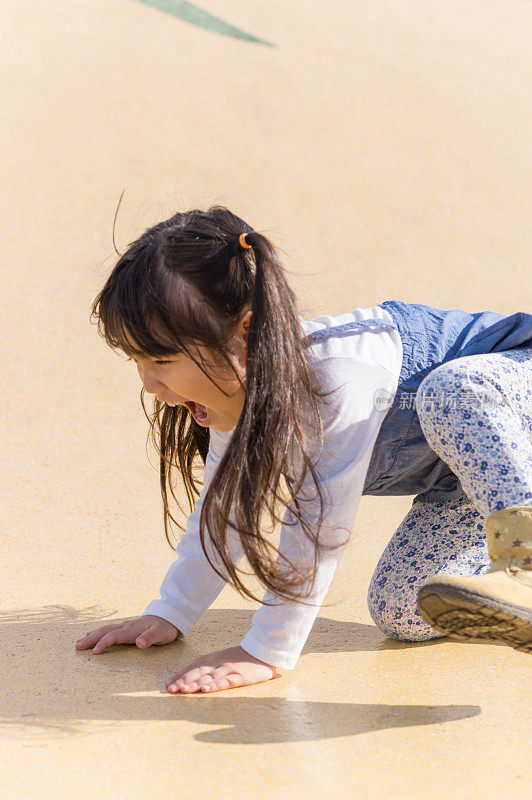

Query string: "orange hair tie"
[239, 232, 252, 249]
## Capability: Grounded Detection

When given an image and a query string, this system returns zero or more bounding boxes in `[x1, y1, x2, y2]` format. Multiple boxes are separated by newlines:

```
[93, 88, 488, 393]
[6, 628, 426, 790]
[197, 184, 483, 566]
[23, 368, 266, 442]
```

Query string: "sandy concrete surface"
[2, 1, 531, 797]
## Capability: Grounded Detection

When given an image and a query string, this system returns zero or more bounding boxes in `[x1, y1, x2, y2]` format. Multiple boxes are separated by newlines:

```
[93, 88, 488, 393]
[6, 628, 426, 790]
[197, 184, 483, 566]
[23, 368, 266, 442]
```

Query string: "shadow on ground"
[1, 604, 481, 743]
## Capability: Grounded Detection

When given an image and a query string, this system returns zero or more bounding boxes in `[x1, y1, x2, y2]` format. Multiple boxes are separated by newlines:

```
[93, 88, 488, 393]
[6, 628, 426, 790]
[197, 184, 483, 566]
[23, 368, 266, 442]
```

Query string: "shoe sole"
[417, 583, 532, 654]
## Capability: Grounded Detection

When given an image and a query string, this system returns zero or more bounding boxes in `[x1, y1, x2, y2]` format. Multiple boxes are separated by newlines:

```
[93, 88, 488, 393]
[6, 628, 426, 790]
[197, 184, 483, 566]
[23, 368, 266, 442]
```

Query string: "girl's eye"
[125, 357, 171, 365]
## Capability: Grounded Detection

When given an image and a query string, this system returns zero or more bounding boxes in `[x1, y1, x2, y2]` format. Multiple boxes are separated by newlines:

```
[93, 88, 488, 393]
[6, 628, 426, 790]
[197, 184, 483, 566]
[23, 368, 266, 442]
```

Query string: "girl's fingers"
[134, 626, 157, 648]
[177, 669, 228, 692]
[200, 674, 244, 693]
[166, 668, 216, 692]
[75, 632, 101, 649]
[76, 621, 155, 651]
[75, 625, 117, 648]
[165, 663, 210, 687]
[195, 667, 230, 686]
[164, 647, 277, 694]
[91, 636, 111, 654]
[168, 670, 244, 694]
[91, 628, 134, 654]
[166, 672, 205, 692]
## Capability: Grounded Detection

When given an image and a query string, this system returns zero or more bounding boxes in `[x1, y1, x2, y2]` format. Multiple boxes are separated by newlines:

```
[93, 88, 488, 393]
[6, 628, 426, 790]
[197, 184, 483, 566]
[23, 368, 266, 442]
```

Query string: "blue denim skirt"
[361, 300, 532, 502]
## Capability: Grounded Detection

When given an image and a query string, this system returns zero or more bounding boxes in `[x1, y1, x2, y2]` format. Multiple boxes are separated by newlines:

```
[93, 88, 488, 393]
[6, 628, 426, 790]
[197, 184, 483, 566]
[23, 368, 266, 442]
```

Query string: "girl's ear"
[241, 309, 252, 348]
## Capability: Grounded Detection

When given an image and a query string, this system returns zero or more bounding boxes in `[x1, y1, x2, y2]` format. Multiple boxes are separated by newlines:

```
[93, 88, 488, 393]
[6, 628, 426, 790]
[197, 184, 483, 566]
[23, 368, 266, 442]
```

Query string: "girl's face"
[127, 311, 251, 433]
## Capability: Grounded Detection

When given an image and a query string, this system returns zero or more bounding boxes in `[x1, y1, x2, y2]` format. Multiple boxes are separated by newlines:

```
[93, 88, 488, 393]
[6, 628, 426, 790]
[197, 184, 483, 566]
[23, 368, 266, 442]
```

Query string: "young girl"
[75, 206, 532, 694]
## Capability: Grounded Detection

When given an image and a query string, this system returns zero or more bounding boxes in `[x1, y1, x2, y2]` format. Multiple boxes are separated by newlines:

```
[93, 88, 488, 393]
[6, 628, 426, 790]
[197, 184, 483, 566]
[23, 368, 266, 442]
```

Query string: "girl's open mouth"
[184, 401, 209, 426]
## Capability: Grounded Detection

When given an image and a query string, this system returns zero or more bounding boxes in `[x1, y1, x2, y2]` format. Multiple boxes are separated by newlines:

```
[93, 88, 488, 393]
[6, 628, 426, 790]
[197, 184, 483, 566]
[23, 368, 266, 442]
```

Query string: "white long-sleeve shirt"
[140, 304, 403, 669]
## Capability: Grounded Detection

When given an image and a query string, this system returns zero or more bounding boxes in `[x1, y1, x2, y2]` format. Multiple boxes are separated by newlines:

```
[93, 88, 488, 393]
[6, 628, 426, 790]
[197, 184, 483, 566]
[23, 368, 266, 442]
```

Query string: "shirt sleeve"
[140, 428, 243, 636]
[238, 360, 398, 670]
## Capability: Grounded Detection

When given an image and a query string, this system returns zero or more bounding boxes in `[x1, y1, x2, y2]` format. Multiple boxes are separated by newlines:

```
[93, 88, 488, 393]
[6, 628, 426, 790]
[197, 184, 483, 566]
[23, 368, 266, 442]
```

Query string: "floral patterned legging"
[367, 346, 532, 641]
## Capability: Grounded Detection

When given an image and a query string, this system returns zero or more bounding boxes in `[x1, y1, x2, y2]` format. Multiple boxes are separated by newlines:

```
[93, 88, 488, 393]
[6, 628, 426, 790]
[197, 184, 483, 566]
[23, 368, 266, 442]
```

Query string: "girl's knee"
[366, 583, 445, 642]
[368, 601, 445, 642]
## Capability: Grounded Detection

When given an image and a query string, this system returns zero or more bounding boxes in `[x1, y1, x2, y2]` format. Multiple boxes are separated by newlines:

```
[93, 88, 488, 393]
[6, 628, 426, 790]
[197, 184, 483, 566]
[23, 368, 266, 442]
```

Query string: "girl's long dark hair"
[90, 201, 349, 607]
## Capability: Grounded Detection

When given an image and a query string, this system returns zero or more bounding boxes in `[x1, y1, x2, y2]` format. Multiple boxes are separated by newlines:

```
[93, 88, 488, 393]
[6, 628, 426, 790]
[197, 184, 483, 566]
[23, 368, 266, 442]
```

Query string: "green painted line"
[131, 0, 277, 47]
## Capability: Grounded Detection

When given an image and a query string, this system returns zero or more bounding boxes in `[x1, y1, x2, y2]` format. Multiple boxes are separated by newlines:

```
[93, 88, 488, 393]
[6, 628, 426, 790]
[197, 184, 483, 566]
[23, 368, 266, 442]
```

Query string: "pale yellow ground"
[2, 1, 531, 798]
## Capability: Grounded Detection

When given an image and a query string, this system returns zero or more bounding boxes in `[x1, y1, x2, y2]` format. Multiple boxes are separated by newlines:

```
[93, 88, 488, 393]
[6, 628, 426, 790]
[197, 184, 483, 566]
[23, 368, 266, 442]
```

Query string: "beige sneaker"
[416, 505, 532, 653]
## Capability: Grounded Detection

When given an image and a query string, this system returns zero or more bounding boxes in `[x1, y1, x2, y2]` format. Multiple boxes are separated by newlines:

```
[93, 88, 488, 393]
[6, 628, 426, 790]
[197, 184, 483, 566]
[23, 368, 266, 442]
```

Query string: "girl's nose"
[143, 378, 164, 394]
[137, 364, 163, 394]
[140, 372, 164, 395]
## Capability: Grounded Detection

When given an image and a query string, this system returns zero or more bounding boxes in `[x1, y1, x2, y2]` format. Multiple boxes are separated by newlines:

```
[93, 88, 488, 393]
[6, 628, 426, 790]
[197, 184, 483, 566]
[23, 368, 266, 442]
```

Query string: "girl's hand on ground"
[165, 645, 277, 694]
[75, 615, 181, 654]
